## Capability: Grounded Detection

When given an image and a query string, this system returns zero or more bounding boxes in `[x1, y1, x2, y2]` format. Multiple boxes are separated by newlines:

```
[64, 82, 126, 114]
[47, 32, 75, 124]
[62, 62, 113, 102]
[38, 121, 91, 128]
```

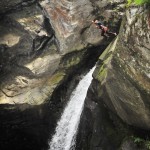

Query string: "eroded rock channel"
[0, 0, 149, 150]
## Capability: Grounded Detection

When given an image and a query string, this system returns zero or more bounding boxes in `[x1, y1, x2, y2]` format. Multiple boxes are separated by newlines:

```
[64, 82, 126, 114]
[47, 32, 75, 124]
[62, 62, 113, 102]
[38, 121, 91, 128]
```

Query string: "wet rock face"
[0, 0, 124, 105]
[76, 81, 122, 150]
[93, 6, 150, 129]
[77, 79, 149, 150]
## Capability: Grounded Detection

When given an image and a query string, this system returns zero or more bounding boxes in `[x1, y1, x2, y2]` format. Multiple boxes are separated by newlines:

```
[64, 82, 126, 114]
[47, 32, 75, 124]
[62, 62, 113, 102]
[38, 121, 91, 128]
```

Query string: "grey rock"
[0, 0, 123, 105]
[93, 5, 150, 129]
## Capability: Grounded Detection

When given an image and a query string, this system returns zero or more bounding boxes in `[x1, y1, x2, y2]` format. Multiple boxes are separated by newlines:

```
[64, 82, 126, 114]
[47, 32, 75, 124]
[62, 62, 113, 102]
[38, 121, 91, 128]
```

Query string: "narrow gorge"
[0, 0, 149, 150]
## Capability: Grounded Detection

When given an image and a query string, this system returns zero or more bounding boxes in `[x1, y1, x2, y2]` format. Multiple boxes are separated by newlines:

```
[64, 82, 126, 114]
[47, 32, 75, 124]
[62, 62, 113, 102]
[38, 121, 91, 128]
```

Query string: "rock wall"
[93, 5, 150, 129]
[40, 0, 124, 52]
[0, 1, 123, 148]
[0, 0, 124, 105]
[77, 4, 150, 150]
[0, 2, 61, 105]
[0, 104, 55, 150]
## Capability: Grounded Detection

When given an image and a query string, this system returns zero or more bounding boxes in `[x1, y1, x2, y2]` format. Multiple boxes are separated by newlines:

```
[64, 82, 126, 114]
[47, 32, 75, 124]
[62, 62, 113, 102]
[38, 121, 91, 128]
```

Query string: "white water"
[49, 66, 96, 150]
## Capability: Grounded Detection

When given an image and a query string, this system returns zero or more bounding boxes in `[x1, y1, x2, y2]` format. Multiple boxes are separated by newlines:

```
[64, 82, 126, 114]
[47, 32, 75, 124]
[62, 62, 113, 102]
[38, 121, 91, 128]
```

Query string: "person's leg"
[101, 30, 105, 36]
[101, 30, 109, 38]
[106, 30, 117, 36]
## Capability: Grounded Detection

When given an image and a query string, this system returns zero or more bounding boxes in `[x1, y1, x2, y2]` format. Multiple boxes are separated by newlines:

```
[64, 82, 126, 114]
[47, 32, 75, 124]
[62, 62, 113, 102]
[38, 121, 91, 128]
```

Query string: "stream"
[49, 66, 96, 150]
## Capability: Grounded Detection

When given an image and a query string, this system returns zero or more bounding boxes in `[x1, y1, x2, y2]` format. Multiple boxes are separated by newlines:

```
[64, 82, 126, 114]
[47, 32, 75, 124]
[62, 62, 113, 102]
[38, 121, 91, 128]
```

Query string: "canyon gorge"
[0, 0, 149, 150]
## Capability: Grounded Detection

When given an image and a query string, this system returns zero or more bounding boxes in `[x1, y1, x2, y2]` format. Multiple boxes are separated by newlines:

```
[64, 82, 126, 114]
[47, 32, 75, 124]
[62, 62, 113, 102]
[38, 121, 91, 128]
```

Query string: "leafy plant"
[127, 0, 150, 5]
[131, 135, 144, 146]
[131, 136, 144, 143]
[131, 136, 150, 149]
[145, 141, 150, 150]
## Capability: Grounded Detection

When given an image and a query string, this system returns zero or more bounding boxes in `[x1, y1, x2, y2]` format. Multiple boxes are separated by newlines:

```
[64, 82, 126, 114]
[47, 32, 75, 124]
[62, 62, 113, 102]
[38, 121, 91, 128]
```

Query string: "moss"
[65, 57, 80, 68]
[94, 37, 118, 82]
[47, 71, 65, 86]
[60, 50, 85, 69]
[127, 0, 150, 6]
[95, 64, 108, 82]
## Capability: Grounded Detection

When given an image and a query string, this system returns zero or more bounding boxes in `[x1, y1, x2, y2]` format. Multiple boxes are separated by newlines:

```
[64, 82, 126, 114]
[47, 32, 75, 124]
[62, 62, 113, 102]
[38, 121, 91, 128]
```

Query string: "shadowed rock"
[92, 6, 150, 129]
[0, 0, 123, 105]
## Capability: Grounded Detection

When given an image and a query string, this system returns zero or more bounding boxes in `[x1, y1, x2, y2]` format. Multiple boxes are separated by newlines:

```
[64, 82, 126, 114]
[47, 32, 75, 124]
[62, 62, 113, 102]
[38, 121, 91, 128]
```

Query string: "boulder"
[93, 5, 150, 129]
[40, 0, 125, 53]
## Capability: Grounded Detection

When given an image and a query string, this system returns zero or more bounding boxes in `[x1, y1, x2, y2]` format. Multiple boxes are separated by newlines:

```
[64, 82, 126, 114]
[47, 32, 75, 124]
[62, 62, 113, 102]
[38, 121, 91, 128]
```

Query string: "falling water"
[49, 66, 96, 150]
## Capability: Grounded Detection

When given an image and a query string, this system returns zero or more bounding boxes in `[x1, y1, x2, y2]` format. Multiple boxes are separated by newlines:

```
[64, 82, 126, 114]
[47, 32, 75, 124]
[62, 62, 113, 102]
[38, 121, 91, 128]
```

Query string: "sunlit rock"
[0, 0, 123, 105]
[40, 0, 124, 53]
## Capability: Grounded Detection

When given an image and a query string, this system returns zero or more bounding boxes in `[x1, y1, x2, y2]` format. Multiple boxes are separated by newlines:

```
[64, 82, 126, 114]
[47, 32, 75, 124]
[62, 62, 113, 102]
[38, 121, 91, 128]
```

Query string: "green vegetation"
[131, 136, 144, 145]
[131, 136, 150, 149]
[145, 141, 150, 149]
[127, 0, 150, 5]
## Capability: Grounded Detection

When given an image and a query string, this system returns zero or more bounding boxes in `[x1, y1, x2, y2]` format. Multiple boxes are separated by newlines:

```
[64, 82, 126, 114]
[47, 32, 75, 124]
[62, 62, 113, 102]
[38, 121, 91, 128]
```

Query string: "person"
[92, 19, 117, 38]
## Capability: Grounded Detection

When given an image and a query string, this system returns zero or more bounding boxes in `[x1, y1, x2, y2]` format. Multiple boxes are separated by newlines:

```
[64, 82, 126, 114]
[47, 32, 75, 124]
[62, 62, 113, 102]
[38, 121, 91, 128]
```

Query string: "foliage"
[127, 0, 150, 5]
[145, 141, 150, 150]
[131, 136, 144, 145]
[131, 136, 150, 149]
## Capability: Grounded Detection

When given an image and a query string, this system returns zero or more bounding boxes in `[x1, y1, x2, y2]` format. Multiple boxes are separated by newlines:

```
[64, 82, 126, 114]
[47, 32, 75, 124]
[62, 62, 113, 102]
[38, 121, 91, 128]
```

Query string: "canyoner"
[92, 19, 117, 39]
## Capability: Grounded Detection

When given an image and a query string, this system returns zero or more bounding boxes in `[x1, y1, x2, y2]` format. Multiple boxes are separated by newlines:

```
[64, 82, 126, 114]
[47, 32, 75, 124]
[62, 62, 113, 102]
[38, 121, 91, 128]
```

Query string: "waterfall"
[49, 66, 96, 150]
